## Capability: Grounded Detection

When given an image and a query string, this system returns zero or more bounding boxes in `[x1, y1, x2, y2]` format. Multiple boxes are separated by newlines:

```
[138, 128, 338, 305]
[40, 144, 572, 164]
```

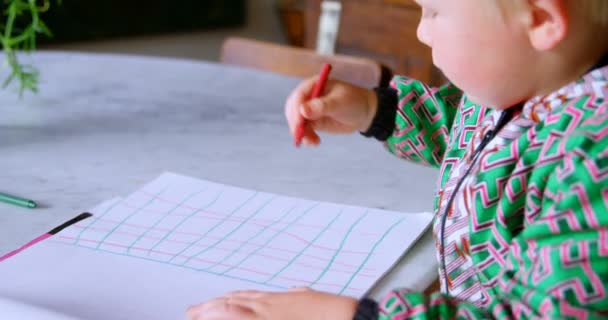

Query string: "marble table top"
[0, 52, 439, 300]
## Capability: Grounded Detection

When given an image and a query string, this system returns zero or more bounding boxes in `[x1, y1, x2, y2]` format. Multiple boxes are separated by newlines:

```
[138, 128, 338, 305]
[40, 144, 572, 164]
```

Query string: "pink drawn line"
[0, 233, 52, 262]
[62, 236, 268, 276]
[92, 208, 376, 258]
[116, 200, 374, 255]
[76, 221, 376, 271]
[58, 235, 366, 290]
[66, 226, 374, 278]
[137, 190, 381, 237]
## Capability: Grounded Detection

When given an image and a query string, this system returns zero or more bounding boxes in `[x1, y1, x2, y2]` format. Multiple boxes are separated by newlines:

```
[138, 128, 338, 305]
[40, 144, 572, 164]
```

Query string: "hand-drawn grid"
[52, 174, 423, 297]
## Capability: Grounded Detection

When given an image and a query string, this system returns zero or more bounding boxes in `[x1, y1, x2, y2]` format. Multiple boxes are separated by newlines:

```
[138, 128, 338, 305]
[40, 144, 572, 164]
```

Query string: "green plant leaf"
[1, 0, 57, 97]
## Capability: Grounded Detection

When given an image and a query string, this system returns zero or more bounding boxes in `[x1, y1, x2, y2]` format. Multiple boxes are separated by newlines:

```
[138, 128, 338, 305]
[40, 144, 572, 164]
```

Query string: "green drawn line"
[192, 195, 277, 269]
[147, 191, 223, 254]
[310, 210, 369, 287]
[74, 197, 122, 245]
[338, 217, 405, 294]
[170, 191, 258, 264]
[66, 242, 286, 290]
[95, 186, 169, 250]
[219, 202, 321, 276]
[211, 204, 299, 273]
[264, 208, 343, 284]
[125, 188, 206, 254]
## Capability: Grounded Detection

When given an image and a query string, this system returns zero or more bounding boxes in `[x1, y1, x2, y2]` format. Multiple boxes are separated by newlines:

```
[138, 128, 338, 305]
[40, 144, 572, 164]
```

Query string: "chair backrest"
[220, 37, 391, 88]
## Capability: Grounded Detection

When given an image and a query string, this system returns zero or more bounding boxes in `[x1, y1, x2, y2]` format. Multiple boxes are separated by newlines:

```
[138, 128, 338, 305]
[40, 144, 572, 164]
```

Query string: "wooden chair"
[220, 37, 392, 88]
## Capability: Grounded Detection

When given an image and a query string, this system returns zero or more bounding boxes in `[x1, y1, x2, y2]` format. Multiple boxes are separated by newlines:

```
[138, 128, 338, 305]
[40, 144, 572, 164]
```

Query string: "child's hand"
[284, 77, 378, 146]
[186, 288, 358, 320]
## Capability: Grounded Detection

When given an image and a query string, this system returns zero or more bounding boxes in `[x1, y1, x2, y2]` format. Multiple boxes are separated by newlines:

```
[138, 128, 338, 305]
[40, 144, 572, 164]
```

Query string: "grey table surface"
[0, 52, 439, 300]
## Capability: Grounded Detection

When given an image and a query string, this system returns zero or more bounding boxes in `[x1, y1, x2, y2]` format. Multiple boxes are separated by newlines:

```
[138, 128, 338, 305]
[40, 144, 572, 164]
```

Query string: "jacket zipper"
[439, 109, 515, 294]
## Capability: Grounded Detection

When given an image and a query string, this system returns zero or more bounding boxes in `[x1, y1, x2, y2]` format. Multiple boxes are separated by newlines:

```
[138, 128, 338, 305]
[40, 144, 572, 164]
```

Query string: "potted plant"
[1, 0, 59, 96]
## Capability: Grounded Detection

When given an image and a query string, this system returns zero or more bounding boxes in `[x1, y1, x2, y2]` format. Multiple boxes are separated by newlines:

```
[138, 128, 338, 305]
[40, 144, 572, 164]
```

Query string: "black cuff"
[360, 87, 398, 141]
[353, 298, 379, 320]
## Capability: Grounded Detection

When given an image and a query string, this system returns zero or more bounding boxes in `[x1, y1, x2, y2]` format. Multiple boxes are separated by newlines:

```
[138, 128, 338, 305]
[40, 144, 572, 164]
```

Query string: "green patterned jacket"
[377, 64, 608, 319]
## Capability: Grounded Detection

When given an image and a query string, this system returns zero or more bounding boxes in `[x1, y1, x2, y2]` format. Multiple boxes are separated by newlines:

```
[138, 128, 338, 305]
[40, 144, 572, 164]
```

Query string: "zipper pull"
[472, 130, 494, 159]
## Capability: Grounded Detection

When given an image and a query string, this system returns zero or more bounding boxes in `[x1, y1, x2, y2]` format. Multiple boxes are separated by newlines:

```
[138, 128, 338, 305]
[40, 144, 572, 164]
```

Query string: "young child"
[188, 0, 608, 319]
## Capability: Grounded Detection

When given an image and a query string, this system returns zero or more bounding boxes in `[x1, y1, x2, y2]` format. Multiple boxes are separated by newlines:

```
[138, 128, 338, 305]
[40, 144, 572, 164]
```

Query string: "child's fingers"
[288, 286, 312, 292]
[226, 290, 267, 299]
[287, 77, 318, 107]
[284, 101, 300, 137]
[222, 296, 267, 315]
[300, 96, 337, 121]
[198, 305, 256, 320]
[285, 78, 318, 135]
[286, 110, 321, 146]
[302, 124, 321, 146]
[186, 297, 256, 320]
[186, 298, 224, 319]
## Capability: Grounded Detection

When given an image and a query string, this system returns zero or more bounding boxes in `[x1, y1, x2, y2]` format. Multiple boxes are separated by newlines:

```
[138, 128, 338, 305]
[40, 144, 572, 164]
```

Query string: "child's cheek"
[433, 49, 468, 85]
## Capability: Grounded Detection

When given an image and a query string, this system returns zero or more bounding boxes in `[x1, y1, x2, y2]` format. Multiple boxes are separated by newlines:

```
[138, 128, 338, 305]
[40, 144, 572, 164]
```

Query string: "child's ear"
[525, 0, 569, 51]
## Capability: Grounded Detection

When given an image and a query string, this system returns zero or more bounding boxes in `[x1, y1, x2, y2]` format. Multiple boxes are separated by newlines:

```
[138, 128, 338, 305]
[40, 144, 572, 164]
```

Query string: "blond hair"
[495, 0, 608, 26]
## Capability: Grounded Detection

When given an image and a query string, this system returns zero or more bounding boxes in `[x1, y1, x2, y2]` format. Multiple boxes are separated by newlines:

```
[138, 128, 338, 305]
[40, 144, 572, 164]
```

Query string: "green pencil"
[0, 192, 37, 208]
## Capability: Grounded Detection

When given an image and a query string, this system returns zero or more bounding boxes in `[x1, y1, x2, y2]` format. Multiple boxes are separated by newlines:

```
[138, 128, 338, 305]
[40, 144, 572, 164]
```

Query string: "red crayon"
[294, 63, 332, 147]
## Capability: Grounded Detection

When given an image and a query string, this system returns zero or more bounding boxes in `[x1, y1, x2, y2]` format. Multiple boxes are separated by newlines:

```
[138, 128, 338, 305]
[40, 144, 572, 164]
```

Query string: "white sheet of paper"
[0, 297, 80, 320]
[0, 172, 432, 320]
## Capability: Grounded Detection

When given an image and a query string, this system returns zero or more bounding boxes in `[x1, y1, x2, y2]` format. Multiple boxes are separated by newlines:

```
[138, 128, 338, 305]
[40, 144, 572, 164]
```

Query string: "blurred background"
[41, 0, 283, 62]
[39, 0, 443, 86]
